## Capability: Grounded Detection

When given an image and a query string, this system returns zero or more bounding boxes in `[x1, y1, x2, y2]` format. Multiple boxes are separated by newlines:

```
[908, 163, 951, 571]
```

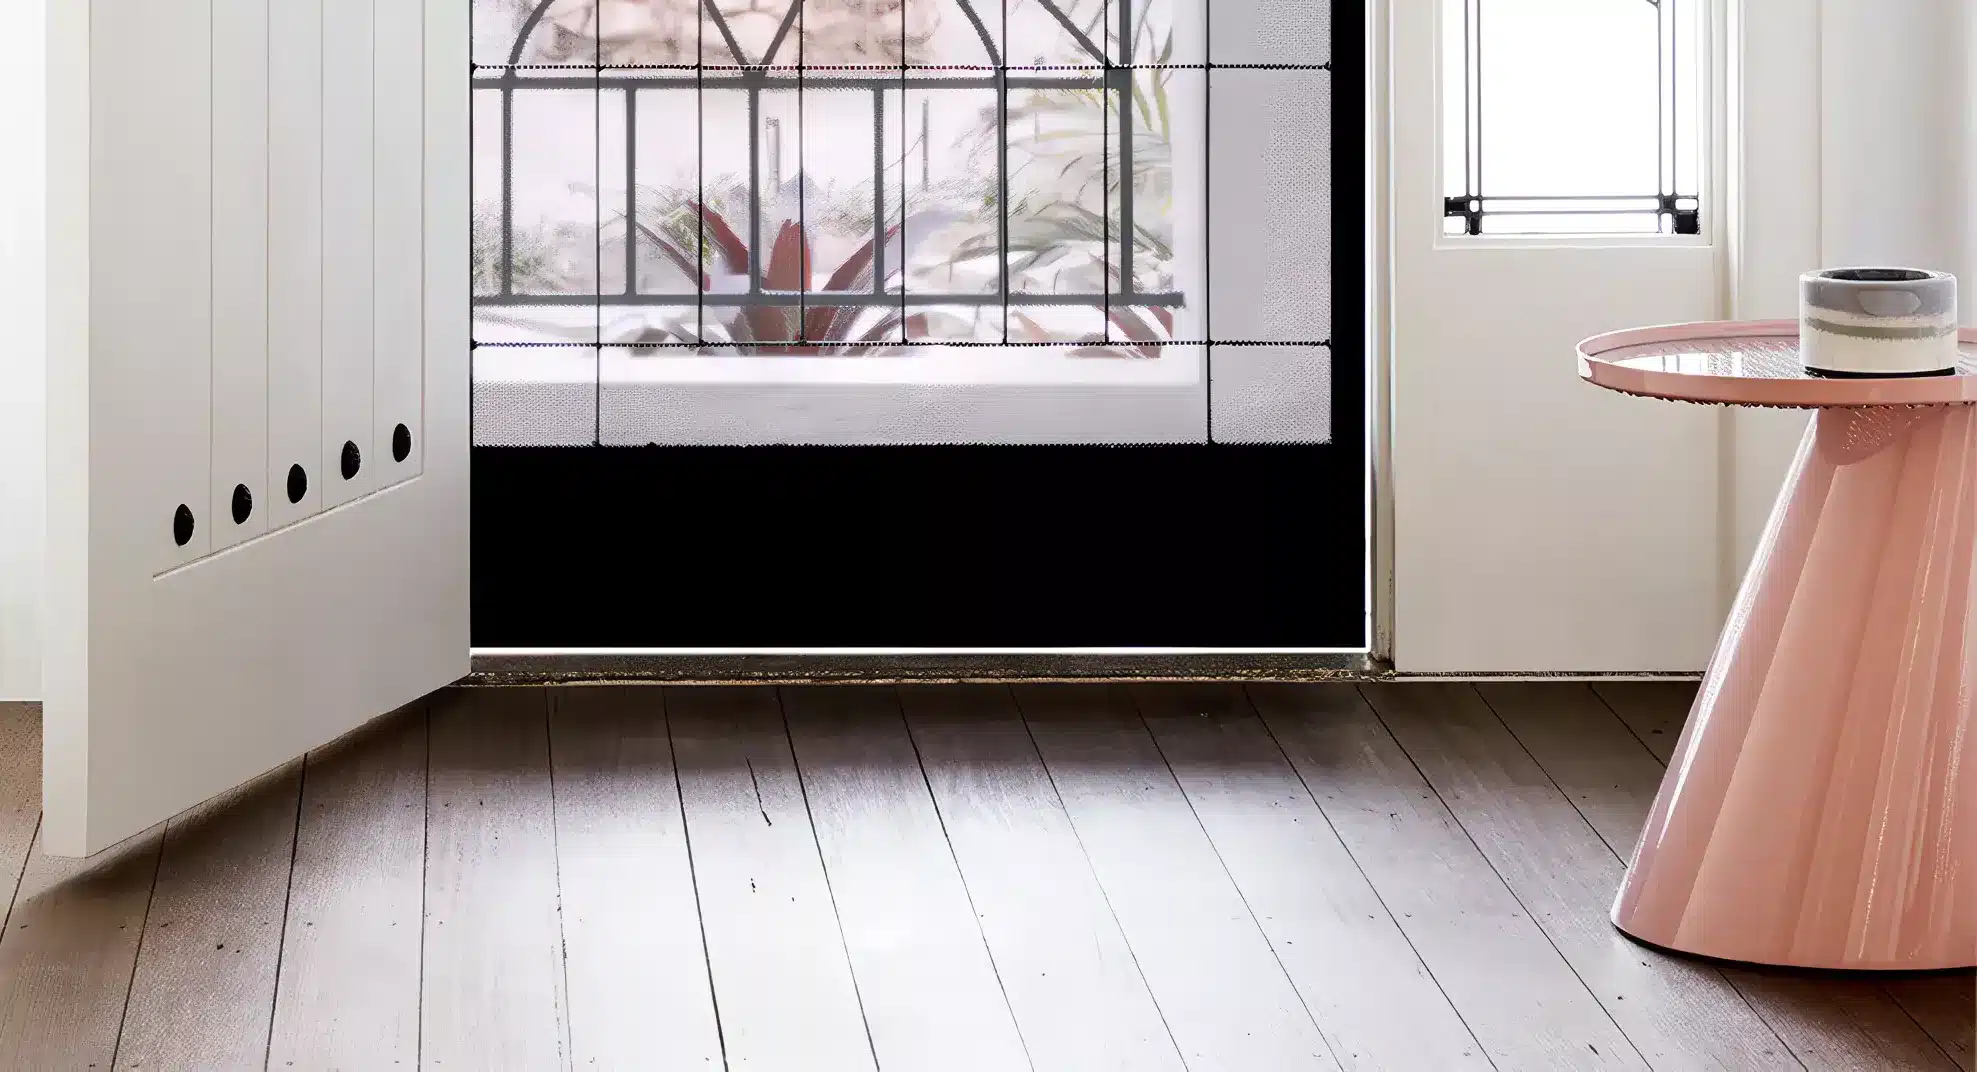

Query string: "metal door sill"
[467, 650, 1389, 685]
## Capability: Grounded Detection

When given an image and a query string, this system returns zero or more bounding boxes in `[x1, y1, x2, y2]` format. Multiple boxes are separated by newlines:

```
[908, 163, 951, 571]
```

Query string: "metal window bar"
[1443, 0, 1701, 237]
[474, 0, 1179, 336]
[622, 88, 637, 296]
[872, 86, 886, 298]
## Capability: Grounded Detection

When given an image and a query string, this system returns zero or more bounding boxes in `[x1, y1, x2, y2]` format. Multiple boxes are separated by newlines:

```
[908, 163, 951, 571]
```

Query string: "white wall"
[1727, 0, 1977, 582]
[1722, 0, 1819, 584]
[0, 0, 46, 700]
[1386, 0, 1729, 673]
[1389, 0, 1972, 673]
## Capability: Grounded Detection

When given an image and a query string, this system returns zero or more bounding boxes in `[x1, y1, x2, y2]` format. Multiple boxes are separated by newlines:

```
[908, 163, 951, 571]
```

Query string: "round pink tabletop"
[1579, 319, 1977, 408]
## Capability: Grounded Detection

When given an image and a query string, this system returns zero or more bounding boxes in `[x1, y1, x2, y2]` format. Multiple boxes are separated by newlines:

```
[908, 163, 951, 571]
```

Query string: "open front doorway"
[36, 0, 1358, 855]
[467, 0, 1368, 650]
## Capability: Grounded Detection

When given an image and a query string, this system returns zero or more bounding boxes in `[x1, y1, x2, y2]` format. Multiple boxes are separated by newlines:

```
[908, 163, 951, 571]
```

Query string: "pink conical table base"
[1613, 405, 1977, 969]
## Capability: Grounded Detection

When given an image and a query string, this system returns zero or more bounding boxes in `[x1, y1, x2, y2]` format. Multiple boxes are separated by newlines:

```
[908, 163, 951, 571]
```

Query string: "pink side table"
[1580, 319, 1977, 971]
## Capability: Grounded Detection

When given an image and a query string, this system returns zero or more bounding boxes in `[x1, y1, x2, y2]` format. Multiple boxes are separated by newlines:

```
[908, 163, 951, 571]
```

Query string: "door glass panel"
[1440, 0, 1702, 237]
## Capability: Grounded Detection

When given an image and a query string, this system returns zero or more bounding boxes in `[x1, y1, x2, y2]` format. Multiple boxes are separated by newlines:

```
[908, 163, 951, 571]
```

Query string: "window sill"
[471, 343, 1207, 446]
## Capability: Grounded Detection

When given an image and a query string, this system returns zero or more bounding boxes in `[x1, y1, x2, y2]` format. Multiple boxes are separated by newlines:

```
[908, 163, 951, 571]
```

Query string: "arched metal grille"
[471, 0, 1185, 350]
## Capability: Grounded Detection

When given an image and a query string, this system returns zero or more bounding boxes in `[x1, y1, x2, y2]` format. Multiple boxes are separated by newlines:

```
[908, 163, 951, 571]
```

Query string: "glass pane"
[1480, 211, 1660, 236]
[907, 0, 1004, 68]
[474, 0, 598, 66]
[1207, 68, 1326, 344]
[471, 82, 600, 344]
[474, 0, 1234, 448]
[801, 0, 921, 66]
[1113, 0, 1177, 65]
[1442, 0, 1698, 236]
[1672, 0, 1701, 198]
[1439, 0, 1470, 202]
[697, 85, 802, 351]
[597, 2, 696, 64]
[471, 89, 504, 301]
[1482, 0, 1658, 200]
[1004, 71, 1111, 344]
[600, 80, 702, 345]
[473, 345, 598, 445]
[903, 84, 1002, 343]
[1111, 67, 1199, 348]
[1008, 0, 1108, 68]
[800, 87, 906, 350]
[702, 0, 801, 67]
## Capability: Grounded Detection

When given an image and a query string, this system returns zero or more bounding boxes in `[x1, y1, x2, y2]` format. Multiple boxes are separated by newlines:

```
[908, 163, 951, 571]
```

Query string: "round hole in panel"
[231, 484, 253, 525]
[172, 504, 194, 547]
[341, 441, 361, 481]
[287, 464, 308, 504]
[392, 423, 412, 463]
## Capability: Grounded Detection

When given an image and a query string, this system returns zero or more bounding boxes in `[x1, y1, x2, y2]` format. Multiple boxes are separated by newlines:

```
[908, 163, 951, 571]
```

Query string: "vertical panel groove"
[210, 0, 272, 551]
[321, 0, 378, 508]
[267, 0, 325, 530]
[374, 0, 428, 483]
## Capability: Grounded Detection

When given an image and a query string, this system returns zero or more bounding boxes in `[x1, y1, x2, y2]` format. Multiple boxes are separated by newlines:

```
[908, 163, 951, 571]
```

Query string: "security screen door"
[45, 0, 469, 855]
[471, 0, 1365, 648]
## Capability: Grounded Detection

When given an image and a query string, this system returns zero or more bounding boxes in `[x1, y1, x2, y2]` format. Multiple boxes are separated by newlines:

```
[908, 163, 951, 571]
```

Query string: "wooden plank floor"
[0, 685, 1967, 1071]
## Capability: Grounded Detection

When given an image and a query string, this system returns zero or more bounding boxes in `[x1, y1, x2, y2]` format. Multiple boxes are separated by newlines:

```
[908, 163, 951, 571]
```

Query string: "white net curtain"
[470, 0, 1335, 445]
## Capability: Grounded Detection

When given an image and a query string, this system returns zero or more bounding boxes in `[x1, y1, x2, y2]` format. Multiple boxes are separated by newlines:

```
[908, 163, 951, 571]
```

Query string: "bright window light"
[1441, 0, 1701, 237]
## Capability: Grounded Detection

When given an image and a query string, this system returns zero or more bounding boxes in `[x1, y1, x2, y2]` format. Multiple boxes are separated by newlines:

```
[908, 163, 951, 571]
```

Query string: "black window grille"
[471, 0, 1184, 349]
[1443, 0, 1701, 238]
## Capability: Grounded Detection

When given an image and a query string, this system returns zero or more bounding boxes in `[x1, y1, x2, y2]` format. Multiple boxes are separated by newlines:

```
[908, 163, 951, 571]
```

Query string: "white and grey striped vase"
[1799, 268, 1959, 377]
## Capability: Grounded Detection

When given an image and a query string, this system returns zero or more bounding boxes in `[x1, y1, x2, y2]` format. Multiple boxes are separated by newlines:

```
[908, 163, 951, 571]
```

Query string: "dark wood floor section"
[0, 686, 1967, 1070]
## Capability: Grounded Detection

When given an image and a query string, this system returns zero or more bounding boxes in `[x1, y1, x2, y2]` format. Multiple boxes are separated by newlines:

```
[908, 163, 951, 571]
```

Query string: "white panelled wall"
[1729, 1, 1977, 581]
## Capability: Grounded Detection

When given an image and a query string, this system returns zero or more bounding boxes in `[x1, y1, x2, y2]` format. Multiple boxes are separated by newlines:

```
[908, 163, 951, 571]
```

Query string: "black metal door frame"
[470, 1, 1366, 651]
